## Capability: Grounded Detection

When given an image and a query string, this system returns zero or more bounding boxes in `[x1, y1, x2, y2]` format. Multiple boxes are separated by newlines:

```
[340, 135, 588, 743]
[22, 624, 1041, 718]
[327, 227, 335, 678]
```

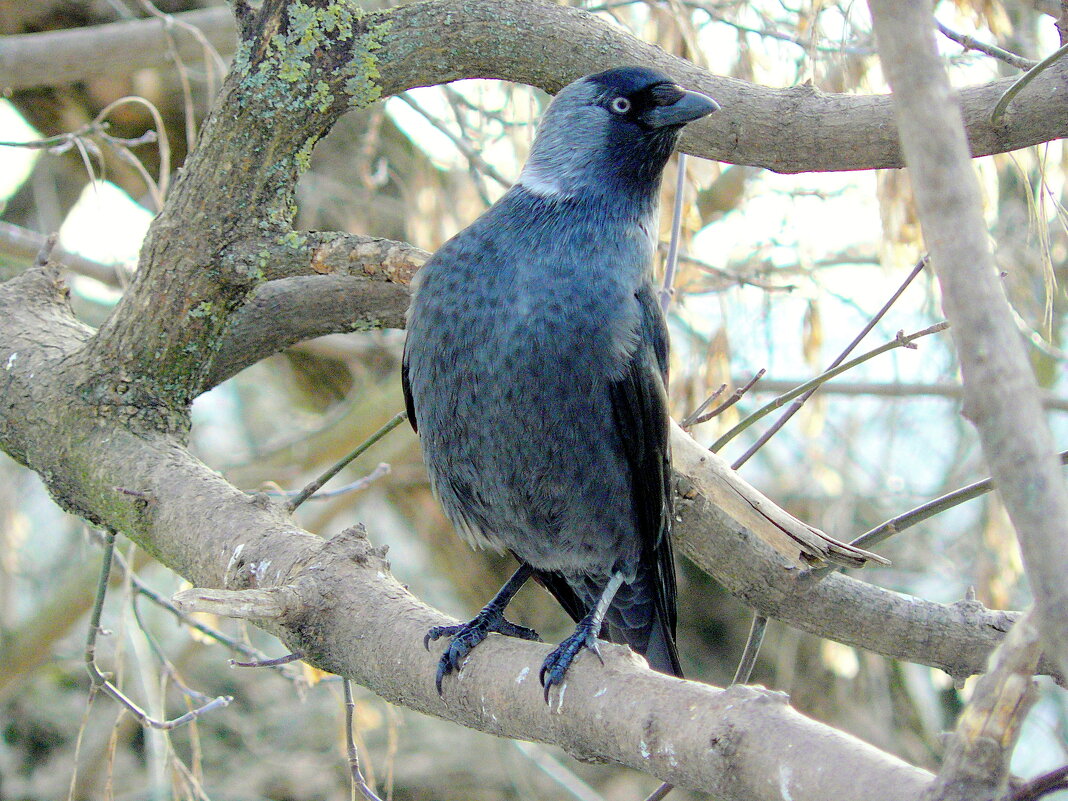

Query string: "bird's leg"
[539, 571, 625, 701]
[425, 563, 541, 694]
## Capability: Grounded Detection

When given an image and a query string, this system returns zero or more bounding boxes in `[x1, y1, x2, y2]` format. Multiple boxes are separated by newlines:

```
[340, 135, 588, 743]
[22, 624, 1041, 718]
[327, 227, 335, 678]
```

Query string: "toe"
[497, 620, 541, 641]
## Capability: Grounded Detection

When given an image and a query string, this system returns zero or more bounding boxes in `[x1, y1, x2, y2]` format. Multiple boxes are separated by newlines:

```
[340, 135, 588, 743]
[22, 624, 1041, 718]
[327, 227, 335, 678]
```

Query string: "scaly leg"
[425, 563, 540, 694]
[539, 571, 624, 701]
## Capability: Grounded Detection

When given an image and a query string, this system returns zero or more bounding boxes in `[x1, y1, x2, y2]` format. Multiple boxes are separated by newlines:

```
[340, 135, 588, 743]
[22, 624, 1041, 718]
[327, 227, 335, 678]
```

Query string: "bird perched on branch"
[403, 66, 719, 698]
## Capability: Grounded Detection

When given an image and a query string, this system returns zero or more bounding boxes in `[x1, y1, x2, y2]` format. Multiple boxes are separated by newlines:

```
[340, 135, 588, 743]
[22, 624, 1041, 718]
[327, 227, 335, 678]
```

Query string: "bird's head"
[518, 66, 719, 202]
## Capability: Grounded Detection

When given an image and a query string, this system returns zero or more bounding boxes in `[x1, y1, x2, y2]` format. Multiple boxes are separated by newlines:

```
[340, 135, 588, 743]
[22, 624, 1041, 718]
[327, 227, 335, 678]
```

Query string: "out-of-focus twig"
[344, 679, 386, 801]
[287, 411, 407, 512]
[710, 321, 947, 455]
[1, 221, 124, 286]
[727, 257, 928, 468]
[265, 463, 390, 502]
[660, 153, 689, 313]
[992, 40, 1068, 123]
[1009, 765, 1068, 801]
[86, 529, 232, 730]
[824, 448, 1068, 562]
[396, 92, 513, 190]
[935, 21, 1037, 70]
[681, 369, 765, 428]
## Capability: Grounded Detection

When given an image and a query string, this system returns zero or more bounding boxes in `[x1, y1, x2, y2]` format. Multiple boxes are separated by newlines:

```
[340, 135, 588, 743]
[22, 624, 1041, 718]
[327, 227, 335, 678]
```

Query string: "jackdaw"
[403, 66, 719, 698]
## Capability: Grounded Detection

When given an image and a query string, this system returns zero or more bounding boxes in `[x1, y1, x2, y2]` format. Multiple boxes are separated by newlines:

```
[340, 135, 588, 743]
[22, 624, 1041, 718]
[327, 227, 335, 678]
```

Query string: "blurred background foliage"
[1, 0, 1067, 799]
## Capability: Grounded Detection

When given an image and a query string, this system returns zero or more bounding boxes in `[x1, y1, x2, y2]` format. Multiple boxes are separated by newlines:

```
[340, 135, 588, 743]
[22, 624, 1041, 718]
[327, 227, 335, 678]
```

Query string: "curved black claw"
[539, 623, 603, 703]
[425, 614, 540, 695]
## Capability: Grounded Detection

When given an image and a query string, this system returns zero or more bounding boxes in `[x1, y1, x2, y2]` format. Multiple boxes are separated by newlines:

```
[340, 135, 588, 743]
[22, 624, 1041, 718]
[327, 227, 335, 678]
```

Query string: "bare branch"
[669, 428, 1061, 684]
[736, 378, 1068, 413]
[869, 0, 1068, 682]
[207, 234, 426, 388]
[0, 7, 237, 92]
[710, 322, 949, 454]
[919, 609, 1042, 801]
[935, 21, 1037, 70]
[85, 529, 233, 731]
[1, 2, 1067, 173]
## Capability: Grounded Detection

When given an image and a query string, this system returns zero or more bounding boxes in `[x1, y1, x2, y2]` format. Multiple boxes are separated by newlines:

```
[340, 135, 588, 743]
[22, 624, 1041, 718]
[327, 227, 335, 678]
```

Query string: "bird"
[402, 66, 719, 699]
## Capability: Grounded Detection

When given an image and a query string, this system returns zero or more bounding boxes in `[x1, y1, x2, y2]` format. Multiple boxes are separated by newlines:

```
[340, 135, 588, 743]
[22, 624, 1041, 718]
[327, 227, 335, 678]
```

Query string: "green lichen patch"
[235, 1, 390, 117]
[341, 18, 390, 109]
[280, 231, 308, 249]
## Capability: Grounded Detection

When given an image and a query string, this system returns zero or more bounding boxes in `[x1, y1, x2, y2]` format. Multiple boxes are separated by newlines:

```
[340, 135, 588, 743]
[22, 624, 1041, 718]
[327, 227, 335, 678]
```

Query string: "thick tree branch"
[208, 233, 426, 386]
[73, 1, 400, 421]
[919, 609, 1041, 801]
[0, 265, 933, 801]
[1, 1, 1066, 173]
[869, 0, 1068, 683]
[0, 7, 236, 92]
[670, 430, 1061, 684]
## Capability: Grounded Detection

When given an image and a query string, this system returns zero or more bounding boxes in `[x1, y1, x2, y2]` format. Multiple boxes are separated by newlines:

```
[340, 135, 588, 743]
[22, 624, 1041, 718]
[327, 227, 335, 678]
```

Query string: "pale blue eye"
[609, 97, 632, 115]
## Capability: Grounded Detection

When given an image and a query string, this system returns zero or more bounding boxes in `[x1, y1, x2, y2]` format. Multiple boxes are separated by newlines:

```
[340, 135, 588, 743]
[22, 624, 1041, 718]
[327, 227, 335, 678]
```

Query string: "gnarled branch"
[1, 1, 1066, 173]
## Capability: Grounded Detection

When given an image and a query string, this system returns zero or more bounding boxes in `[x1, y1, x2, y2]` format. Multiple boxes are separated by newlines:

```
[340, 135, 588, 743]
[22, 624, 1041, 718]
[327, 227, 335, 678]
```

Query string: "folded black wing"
[607, 284, 679, 672]
[401, 340, 418, 433]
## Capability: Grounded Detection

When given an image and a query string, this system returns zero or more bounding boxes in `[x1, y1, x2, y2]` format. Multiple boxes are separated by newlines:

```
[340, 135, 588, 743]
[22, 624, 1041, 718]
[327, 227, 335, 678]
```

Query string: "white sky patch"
[385, 79, 538, 179]
[0, 100, 41, 201]
[59, 180, 153, 267]
[693, 170, 881, 271]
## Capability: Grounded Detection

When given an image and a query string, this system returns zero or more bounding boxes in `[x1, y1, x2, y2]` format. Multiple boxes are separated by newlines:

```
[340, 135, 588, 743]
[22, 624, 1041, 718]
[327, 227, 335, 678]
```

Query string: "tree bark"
[1, 1, 1067, 173]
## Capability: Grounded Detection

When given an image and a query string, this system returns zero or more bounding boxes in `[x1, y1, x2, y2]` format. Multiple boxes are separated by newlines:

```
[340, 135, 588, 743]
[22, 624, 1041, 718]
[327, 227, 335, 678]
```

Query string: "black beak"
[644, 89, 720, 128]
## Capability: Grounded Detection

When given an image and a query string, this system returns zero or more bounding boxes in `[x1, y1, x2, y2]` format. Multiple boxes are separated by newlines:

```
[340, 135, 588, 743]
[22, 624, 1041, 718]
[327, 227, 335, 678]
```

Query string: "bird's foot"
[539, 620, 603, 703]
[425, 610, 540, 694]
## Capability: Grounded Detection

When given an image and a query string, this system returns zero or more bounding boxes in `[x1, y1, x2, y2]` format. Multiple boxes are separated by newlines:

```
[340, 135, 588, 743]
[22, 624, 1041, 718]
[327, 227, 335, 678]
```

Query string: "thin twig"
[130, 593, 214, 704]
[85, 529, 233, 730]
[731, 614, 768, 685]
[287, 411, 407, 512]
[682, 369, 766, 428]
[512, 741, 606, 801]
[1009, 765, 1068, 801]
[266, 463, 390, 502]
[231, 651, 305, 668]
[935, 21, 1037, 70]
[992, 40, 1068, 124]
[727, 377, 1068, 413]
[727, 256, 929, 467]
[820, 448, 1068, 566]
[710, 321, 948, 455]
[643, 782, 675, 801]
[396, 93, 512, 190]
[680, 383, 727, 428]
[0, 95, 171, 210]
[660, 153, 688, 313]
[105, 540, 300, 677]
[673, 249, 796, 292]
[344, 679, 386, 801]
[139, 0, 199, 151]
